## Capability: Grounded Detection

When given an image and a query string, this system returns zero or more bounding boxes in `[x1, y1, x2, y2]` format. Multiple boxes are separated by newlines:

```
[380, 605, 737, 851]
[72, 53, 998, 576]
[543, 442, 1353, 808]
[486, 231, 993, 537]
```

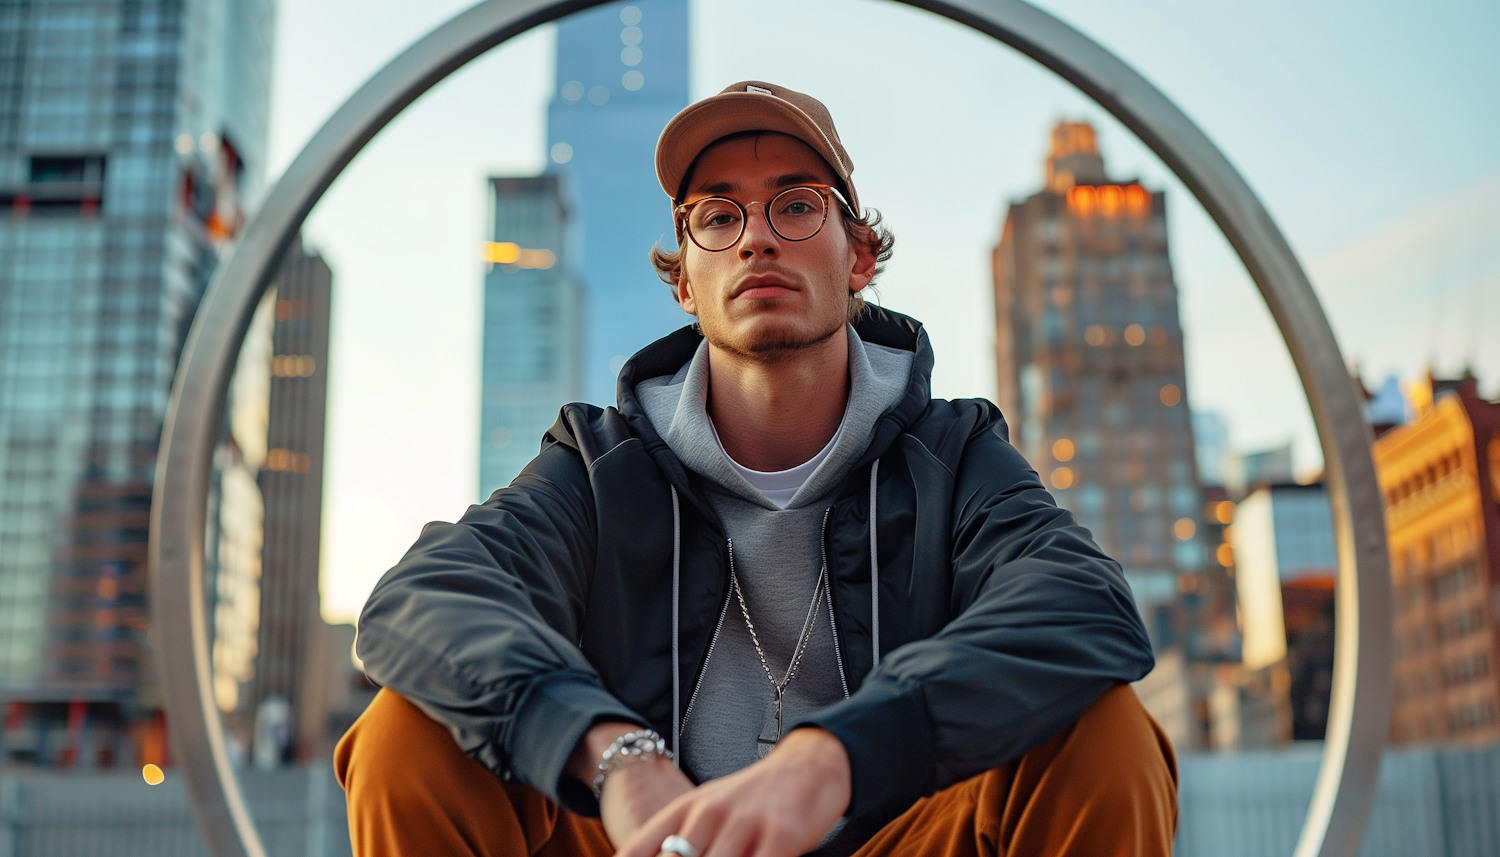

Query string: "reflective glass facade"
[0, 0, 272, 765]
[480, 176, 584, 497]
[547, 0, 689, 405]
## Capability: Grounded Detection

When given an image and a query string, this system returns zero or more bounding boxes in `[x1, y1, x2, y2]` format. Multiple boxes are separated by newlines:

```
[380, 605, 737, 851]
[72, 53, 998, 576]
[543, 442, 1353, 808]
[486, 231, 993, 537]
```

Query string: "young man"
[337, 82, 1176, 857]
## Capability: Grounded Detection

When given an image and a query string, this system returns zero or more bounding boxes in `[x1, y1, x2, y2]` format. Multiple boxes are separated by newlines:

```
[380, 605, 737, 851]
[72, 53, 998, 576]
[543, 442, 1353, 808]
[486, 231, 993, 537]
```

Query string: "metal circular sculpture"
[148, 0, 1393, 855]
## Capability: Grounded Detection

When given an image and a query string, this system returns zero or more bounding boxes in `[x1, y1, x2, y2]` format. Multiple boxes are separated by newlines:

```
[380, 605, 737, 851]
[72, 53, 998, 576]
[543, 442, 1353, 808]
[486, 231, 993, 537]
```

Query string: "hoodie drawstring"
[670, 486, 682, 768]
[669, 463, 880, 760]
[869, 460, 880, 669]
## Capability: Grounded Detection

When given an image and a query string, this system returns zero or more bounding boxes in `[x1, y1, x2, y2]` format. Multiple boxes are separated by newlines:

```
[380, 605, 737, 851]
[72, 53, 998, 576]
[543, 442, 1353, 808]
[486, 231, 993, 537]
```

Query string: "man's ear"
[678, 275, 698, 315]
[848, 230, 877, 293]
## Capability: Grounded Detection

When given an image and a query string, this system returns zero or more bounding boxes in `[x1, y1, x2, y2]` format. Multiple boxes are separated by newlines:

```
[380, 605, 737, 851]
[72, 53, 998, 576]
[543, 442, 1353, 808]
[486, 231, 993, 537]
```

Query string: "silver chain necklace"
[726, 538, 828, 758]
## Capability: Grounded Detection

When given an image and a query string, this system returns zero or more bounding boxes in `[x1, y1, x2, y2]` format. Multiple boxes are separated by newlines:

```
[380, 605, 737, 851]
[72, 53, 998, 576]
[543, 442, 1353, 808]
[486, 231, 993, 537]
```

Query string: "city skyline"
[262, 0, 1500, 623]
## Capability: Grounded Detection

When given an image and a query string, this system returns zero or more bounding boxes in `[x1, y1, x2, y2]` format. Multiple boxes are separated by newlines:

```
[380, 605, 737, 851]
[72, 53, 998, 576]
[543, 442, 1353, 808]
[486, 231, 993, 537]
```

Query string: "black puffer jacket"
[356, 307, 1153, 836]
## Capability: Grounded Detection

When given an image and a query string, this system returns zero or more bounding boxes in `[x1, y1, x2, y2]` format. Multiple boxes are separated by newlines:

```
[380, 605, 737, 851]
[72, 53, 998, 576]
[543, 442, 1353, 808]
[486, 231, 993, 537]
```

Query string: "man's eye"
[780, 201, 815, 216]
[704, 212, 739, 228]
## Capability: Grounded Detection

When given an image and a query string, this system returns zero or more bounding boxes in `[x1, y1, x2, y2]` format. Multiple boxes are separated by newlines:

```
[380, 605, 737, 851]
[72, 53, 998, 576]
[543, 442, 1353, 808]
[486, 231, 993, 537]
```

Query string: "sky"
[262, 0, 1500, 623]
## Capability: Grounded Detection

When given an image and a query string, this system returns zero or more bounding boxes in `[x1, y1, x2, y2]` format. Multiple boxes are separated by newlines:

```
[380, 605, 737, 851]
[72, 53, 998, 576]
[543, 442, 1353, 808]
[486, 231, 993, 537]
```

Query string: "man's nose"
[737, 202, 780, 259]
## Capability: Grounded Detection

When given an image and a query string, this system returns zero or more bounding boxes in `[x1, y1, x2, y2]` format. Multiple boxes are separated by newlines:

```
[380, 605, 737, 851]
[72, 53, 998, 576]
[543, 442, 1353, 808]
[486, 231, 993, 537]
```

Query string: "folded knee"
[1071, 684, 1178, 797]
[335, 689, 460, 795]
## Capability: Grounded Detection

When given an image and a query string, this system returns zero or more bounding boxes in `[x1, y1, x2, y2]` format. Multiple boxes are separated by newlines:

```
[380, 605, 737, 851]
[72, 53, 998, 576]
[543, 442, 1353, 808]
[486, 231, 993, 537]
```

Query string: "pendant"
[757, 696, 782, 759]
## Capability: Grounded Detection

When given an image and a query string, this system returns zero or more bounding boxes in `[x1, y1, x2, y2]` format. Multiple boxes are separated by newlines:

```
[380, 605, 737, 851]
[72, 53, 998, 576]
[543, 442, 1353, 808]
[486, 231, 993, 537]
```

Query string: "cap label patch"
[746, 85, 773, 95]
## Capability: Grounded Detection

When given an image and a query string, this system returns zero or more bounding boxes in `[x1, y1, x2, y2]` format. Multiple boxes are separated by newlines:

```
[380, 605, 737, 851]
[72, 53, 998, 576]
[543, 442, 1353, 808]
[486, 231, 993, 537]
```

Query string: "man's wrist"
[567, 720, 647, 784]
[591, 729, 673, 798]
[772, 727, 852, 813]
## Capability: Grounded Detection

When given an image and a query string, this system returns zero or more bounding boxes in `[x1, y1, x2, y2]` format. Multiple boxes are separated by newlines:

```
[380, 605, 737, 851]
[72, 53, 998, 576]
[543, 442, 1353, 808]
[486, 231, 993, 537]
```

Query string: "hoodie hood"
[615, 307, 936, 506]
[633, 325, 912, 510]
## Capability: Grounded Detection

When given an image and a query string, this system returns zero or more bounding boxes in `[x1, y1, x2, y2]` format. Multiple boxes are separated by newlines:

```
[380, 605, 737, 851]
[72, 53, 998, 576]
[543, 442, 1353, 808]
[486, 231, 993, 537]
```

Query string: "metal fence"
[1177, 743, 1500, 857]
[0, 767, 349, 857]
[0, 743, 1495, 856]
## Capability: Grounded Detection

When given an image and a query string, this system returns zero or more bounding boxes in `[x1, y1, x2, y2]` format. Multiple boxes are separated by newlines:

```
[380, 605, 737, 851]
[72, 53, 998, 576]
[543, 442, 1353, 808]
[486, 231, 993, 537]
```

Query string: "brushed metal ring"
[661, 834, 700, 857]
[149, 2, 1391, 856]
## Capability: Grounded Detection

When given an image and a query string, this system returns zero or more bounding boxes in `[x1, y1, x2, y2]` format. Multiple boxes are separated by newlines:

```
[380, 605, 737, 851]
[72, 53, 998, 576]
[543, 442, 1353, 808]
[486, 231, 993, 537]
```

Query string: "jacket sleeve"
[355, 440, 648, 814]
[797, 421, 1155, 819]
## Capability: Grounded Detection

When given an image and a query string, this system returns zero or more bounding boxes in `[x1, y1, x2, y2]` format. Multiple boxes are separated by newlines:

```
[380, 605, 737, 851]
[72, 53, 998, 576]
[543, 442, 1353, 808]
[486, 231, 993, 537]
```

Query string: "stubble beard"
[699, 303, 844, 365]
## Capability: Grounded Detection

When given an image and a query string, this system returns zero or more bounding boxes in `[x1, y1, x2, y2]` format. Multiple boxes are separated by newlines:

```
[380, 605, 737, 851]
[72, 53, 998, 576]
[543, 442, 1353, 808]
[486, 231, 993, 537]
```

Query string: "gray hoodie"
[635, 324, 913, 783]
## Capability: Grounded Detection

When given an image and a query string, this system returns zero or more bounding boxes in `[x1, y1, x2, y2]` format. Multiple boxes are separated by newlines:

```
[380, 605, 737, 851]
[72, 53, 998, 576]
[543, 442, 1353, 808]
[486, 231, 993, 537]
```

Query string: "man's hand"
[614, 727, 851, 857]
[600, 754, 695, 846]
[567, 722, 694, 847]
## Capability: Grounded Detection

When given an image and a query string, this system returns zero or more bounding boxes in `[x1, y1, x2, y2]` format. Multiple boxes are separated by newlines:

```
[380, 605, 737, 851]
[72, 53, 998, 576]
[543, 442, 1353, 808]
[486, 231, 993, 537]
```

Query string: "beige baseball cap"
[655, 81, 860, 215]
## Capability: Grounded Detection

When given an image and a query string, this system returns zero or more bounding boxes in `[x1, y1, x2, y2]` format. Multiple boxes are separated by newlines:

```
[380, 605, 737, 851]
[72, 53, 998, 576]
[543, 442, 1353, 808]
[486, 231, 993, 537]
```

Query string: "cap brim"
[655, 93, 856, 212]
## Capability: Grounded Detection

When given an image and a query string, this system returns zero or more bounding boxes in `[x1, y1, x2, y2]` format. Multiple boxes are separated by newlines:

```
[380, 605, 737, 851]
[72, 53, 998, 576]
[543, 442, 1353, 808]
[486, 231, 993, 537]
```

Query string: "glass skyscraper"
[548, 0, 689, 405]
[479, 176, 585, 498]
[0, 0, 274, 767]
[480, 1, 689, 494]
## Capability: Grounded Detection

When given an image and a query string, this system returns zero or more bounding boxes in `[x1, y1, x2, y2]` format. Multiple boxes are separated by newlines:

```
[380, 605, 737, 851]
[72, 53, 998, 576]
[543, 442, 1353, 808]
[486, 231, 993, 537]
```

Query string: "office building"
[247, 239, 334, 763]
[1357, 372, 1410, 438]
[548, 0, 690, 404]
[479, 176, 585, 496]
[991, 121, 1207, 645]
[1231, 482, 1338, 741]
[1235, 442, 1295, 494]
[477, 1, 689, 492]
[1377, 371, 1500, 745]
[1192, 411, 1230, 489]
[0, 0, 274, 766]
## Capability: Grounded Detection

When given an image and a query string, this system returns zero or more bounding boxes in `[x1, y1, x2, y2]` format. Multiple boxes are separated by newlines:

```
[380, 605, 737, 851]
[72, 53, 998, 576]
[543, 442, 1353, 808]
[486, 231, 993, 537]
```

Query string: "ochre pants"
[336, 685, 1176, 857]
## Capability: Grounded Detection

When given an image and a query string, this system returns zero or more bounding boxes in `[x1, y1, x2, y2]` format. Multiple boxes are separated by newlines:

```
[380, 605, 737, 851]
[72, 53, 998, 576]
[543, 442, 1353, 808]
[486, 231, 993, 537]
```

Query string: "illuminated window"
[1098, 185, 1124, 217]
[1066, 185, 1095, 216]
[1050, 466, 1076, 489]
[1173, 518, 1196, 541]
[266, 448, 311, 474]
[1084, 324, 1108, 346]
[1159, 384, 1181, 406]
[484, 243, 555, 269]
[1052, 437, 1075, 462]
[1214, 500, 1234, 524]
[483, 241, 520, 264]
[1124, 323, 1145, 346]
[272, 355, 316, 377]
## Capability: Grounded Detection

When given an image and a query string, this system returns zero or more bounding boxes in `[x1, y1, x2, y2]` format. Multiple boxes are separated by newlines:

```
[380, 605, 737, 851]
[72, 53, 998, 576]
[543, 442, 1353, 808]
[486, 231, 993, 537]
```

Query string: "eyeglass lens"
[686, 187, 828, 251]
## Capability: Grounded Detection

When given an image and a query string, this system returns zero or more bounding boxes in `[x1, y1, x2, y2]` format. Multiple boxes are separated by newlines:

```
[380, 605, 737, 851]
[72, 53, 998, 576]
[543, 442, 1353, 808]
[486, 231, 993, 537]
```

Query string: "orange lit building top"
[993, 121, 1218, 748]
[1375, 373, 1500, 745]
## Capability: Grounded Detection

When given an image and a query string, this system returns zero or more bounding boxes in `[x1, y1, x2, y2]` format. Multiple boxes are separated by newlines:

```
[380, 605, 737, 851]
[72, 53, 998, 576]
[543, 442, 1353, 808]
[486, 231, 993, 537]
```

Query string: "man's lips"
[732, 275, 798, 300]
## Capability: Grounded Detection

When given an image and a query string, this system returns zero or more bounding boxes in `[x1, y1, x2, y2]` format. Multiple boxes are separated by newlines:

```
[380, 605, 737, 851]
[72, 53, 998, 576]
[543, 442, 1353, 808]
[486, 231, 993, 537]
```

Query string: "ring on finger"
[660, 834, 699, 857]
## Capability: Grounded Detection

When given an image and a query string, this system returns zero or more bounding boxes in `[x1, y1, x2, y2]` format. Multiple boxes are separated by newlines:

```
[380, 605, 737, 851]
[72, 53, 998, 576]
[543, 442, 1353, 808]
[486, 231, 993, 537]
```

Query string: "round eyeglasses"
[675, 185, 851, 252]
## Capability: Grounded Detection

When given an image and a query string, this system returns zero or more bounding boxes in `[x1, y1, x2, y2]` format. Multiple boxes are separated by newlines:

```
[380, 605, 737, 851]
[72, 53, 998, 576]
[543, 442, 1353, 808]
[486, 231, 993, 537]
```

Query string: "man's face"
[677, 133, 875, 361]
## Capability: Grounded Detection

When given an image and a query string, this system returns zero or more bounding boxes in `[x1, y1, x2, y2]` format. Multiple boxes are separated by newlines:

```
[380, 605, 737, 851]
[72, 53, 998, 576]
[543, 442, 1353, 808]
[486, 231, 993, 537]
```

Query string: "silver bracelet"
[591, 729, 672, 799]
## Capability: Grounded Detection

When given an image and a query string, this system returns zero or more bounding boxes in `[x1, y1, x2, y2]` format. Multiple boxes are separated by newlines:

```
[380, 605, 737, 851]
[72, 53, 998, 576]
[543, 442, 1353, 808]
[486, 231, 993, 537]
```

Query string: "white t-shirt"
[708, 413, 847, 509]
